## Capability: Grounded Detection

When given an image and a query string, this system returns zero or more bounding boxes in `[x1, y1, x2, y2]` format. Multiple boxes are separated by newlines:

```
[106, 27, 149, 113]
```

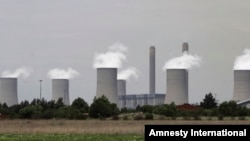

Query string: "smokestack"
[96, 68, 118, 105]
[233, 70, 250, 102]
[165, 69, 188, 105]
[0, 78, 18, 106]
[150, 46, 155, 94]
[117, 79, 126, 96]
[52, 79, 70, 105]
[182, 42, 189, 53]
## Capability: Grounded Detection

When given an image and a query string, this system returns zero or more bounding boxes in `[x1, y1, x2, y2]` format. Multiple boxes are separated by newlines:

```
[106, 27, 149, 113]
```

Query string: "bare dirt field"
[0, 119, 249, 135]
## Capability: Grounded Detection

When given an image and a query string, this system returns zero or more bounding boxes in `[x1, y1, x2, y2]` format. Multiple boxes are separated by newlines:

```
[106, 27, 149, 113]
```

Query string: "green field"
[0, 134, 143, 141]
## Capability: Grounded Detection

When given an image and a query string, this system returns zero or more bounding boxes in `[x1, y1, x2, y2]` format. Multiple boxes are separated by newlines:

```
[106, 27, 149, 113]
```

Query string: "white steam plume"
[163, 52, 202, 70]
[118, 67, 139, 80]
[93, 43, 128, 68]
[234, 48, 250, 70]
[1, 67, 33, 78]
[47, 67, 80, 79]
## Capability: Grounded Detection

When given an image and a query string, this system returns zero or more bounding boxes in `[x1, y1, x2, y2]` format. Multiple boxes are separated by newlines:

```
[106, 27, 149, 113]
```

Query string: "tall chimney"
[150, 46, 155, 94]
[182, 42, 189, 53]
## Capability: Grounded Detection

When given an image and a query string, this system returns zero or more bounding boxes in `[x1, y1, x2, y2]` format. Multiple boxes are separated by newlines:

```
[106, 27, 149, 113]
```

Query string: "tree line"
[0, 93, 249, 120]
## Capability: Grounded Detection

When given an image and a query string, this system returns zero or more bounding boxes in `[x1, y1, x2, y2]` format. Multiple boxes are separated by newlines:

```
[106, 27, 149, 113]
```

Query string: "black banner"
[145, 125, 250, 141]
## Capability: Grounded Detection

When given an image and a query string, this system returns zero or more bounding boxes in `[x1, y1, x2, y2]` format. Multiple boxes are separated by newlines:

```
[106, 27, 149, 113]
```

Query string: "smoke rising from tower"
[1, 67, 33, 78]
[47, 68, 80, 79]
[117, 67, 139, 80]
[234, 48, 250, 70]
[93, 43, 128, 69]
[162, 52, 202, 70]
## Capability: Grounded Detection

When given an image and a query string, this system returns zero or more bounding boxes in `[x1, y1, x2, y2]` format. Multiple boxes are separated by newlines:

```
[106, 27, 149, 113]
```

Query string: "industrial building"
[164, 69, 188, 105]
[118, 93, 165, 109]
[164, 43, 189, 105]
[233, 70, 250, 108]
[0, 42, 250, 109]
[117, 45, 165, 109]
[0, 77, 18, 106]
[103, 43, 192, 109]
[52, 79, 70, 105]
[233, 70, 250, 102]
[96, 68, 118, 105]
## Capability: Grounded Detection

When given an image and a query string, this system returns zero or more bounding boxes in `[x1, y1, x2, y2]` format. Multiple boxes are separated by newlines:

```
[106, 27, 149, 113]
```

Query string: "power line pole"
[39, 80, 42, 100]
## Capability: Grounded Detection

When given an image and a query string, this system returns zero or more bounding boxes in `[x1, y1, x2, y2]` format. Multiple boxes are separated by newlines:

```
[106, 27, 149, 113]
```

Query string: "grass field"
[0, 134, 143, 141]
[0, 119, 249, 140]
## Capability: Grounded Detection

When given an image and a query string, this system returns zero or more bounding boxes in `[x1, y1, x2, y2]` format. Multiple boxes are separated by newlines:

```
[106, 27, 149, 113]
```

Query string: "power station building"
[164, 43, 189, 105]
[52, 79, 70, 105]
[118, 93, 165, 109]
[0, 77, 18, 106]
[164, 69, 188, 105]
[233, 70, 250, 108]
[117, 45, 165, 109]
[96, 68, 118, 105]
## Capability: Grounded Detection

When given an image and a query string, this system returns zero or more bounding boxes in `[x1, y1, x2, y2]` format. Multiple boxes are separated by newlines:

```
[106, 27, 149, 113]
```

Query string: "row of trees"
[0, 93, 249, 120]
[0, 95, 119, 119]
[132, 93, 250, 119]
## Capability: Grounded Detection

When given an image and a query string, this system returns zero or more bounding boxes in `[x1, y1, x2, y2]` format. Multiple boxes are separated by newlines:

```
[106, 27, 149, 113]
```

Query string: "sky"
[1, 0, 250, 105]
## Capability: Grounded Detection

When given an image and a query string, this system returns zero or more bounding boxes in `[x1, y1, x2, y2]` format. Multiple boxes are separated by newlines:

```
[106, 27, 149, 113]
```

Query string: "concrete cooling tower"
[0, 78, 18, 106]
[52, 79, 70, 105]
[149, 46, 155, 94]
[117, 79, 126, 96]
[233, 70, 250, 102]
[165, 69, 188, 105]
[96, 68, 118, 105]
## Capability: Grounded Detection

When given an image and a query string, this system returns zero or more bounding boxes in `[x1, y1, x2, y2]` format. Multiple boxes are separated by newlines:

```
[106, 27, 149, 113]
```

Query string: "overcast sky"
[1, 0, 250, 105]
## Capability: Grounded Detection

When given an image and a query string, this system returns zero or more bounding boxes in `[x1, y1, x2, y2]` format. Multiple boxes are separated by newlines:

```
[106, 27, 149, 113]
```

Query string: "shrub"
[134, 113, 144, 120]
[145, 113, 154, 120]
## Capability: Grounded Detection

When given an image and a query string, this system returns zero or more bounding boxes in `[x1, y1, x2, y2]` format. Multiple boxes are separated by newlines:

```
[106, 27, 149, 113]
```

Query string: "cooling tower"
[182, 42, 189, 53]
[0, 78, 18, 106]
[117, 79, 126, 96]
[52, 79, 70, 105]
[233, 70, 250, 102]
[96, 68, 118, 105]
[150, 46, 155, 94]
[165, 69, 188, 105]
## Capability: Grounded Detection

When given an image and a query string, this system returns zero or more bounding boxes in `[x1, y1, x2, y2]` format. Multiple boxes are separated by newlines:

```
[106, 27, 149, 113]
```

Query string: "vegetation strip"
[0, 134, 143, 141]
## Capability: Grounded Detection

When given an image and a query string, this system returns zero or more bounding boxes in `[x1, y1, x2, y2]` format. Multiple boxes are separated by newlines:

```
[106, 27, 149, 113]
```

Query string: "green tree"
[19, 105, 43, 119]
[138, 105, 154, 114]
[71, 97, 89, 113]
[89, 96, 119, 118]
[218, 101, 239, 117]
[200, 92, 217, 109]
[54, 98, 65, 109]
[153, 102, 177, 117]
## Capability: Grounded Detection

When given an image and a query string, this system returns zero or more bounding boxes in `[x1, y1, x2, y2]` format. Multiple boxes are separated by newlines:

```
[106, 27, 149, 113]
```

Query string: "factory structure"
[96, 68, 118, 105]
[95, 43, 190, 109]
[165, 43, 189, 105]
[233, 70, 250, 108]
[1, 42, 250, 109]
[117, 45, 165, 109]
[52, 79, 70, 105]
[0, 77, 18, 106]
